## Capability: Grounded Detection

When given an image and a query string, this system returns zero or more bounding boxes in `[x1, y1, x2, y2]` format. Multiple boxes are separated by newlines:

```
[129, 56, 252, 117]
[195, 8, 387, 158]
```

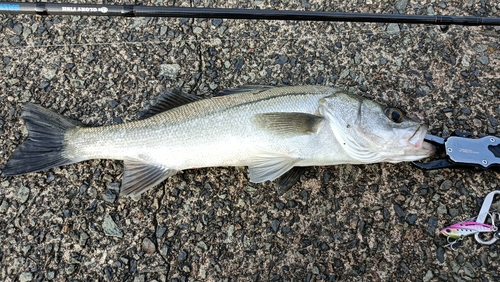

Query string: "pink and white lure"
[441, 221, 496, 239]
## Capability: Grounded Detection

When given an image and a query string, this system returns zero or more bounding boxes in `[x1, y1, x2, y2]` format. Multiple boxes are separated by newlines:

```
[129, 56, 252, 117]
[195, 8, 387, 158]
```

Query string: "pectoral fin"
[121, 159, 177, 197]
[247, 153, 300, 183]
[253, 112, 323, 136]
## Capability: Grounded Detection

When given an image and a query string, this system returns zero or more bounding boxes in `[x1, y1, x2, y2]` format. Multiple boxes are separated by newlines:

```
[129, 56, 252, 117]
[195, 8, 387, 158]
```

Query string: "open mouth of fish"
[407, 125, 435, 153]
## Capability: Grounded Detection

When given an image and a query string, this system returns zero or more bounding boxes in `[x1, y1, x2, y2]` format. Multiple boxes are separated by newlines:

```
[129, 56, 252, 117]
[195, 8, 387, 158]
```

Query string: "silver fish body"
[3, 86, 434, 197]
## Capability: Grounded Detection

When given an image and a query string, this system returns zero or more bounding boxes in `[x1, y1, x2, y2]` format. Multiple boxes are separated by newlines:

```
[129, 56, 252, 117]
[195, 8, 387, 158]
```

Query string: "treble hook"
[444, 236, 463, 251]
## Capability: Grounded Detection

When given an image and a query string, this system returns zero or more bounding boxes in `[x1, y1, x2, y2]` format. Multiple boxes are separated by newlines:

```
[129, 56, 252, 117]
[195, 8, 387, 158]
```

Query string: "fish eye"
[445, 229, 451, 233]
[384, 107, 404, 123]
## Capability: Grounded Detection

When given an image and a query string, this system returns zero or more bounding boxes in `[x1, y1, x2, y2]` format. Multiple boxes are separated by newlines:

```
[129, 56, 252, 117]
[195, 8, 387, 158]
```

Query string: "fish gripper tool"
[413, 132, 500, 170]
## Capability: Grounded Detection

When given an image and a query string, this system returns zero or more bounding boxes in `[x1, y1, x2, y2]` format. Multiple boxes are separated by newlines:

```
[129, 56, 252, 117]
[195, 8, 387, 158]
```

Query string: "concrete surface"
[1, 0, 499, 281]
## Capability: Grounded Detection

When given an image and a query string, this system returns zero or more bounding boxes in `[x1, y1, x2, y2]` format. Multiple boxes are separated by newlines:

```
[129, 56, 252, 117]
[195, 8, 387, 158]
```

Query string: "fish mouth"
[408, 125, 435, 155]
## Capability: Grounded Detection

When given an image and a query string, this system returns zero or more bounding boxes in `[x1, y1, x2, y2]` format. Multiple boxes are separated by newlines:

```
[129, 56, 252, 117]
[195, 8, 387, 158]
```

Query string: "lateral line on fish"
[213, 92, 322, 116]
[142, 88, 327, 125]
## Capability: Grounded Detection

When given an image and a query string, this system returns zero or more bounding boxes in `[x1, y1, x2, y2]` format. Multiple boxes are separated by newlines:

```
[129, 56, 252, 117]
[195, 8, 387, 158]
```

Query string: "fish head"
[322, 93, 435, 163]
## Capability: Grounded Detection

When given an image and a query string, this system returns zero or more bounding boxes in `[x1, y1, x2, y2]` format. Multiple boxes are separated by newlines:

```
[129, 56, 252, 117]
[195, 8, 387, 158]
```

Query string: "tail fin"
[3, 103, 81, 176]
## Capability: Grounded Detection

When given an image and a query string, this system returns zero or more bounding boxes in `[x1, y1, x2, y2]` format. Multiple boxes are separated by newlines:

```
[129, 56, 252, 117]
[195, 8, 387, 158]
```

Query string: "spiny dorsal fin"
[247, 152, 300, 183]
[121, 159, 177, 197]
[215, 85, 274, 96]
[141, 86, 274, 118]
[140, 90, 202, 119]
[252, 112, 323, 136]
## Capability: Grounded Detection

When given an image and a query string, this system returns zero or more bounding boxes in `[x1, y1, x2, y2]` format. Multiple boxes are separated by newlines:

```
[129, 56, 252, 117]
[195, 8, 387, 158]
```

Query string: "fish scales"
[67, 86, 332, 166]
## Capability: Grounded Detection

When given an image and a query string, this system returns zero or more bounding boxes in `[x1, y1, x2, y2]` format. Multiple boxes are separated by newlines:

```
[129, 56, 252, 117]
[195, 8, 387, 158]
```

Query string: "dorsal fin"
[140, 90, 202, 119]
[215, 85, 274, 96]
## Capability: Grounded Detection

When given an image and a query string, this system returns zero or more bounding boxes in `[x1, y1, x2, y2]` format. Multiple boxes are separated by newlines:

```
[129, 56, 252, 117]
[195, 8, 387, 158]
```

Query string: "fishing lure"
[440, 221, 496, 240]
[441, 214, 498, 250]
[441, 191, 500, 250]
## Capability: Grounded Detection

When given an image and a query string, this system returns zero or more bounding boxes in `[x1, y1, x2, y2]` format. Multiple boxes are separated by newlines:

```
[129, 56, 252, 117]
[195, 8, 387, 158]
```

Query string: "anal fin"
[121, 159, 177, 197]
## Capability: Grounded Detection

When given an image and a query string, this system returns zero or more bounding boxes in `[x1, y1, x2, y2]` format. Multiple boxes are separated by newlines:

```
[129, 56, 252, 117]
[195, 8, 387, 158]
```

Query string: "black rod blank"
[0, 2, 499, 26]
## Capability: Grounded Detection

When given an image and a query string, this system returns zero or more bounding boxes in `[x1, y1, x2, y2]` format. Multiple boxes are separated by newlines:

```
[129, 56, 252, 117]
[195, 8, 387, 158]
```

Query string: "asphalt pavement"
[1, 0, 499, 281]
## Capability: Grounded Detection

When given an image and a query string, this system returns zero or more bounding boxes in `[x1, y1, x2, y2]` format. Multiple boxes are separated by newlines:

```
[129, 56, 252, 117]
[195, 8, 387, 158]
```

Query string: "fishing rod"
[0, 2, 499, 26]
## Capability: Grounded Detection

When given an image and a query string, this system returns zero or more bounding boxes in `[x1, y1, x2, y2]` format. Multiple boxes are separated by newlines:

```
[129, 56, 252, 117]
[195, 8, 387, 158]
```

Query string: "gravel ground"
[1, 0, 500, 281]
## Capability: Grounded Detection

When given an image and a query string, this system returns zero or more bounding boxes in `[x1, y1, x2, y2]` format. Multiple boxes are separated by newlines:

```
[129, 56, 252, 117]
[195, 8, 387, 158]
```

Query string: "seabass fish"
[3, 86, 434, 197]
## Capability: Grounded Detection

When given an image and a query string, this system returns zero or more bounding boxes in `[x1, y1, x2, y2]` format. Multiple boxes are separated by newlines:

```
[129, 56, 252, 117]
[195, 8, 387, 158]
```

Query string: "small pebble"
[439, 180, 453, 191]
[212, 18, 223, 26]
[383, 208, 391, 220]
[271, 219, 280, 233]
[159, 64, 181, 77]
[193, 27, 203, 34]
[129, 259, 137, 274]
[407, 214, 418, 225]
[386, 23, 400, 35]
[320, 242, 330, 251]
[102, 215, 123, 238]
[474, 44, 488, 52]
[15, 185, 30, 204]
[102, 190, 117, 203]
[477, 56, 489, 65]
[46, 270, 55, 280]
[393, 204, 406, 218]
[133, 274, 145, 282]
[461, 55, 471, 67]
[234, 59, 245, 70]
[463, 262, 475, 277]
[274, 55, 288, 66]
[104, 266, 113, 280]
[156, 224, 167, 238]
[178, 249, 188, 261]
[79, 231, 89, 247]
[282, 226, 291, 233]
[489, 116, 499, 127]
[436, 247, 445, 263]
[301, 239, 311, 248]
[19, 272, 33, 282]
[108, 100, 119, 108]
[40, 81, 50, 90]
[427, 217, 438, 236]
[65, 264, 76, 275]
[0, 199, 9, 212]
[395, 0, 408, 13]
[437, 203, 447, 215]
[423, 270, 433, 282]
[142, 237, 156, 254]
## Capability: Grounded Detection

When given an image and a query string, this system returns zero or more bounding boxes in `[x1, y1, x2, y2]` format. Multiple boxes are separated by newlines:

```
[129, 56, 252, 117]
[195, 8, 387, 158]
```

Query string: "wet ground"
[1, 0, 500, 281]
